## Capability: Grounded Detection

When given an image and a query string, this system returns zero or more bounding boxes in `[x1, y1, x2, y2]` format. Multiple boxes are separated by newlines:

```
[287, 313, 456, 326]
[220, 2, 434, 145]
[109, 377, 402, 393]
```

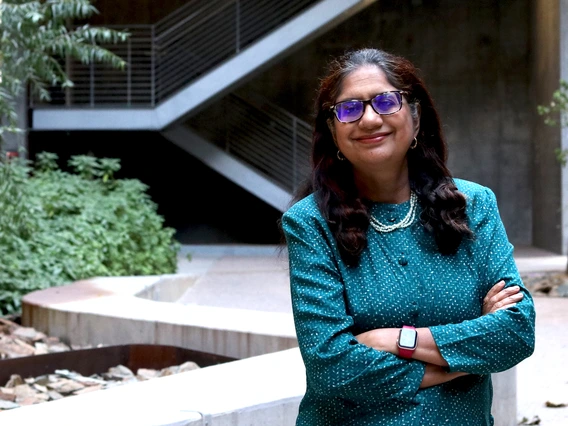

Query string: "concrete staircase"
[31, 0, 377, 131]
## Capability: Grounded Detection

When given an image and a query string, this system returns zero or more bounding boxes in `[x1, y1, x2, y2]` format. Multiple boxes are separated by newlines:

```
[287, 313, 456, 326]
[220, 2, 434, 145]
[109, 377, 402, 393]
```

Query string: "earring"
[410, 137, 418, 150]
[337, 150, 346, 161]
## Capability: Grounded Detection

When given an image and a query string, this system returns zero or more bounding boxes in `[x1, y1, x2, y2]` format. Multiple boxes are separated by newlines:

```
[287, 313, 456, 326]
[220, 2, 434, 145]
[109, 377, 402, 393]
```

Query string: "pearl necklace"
[369, 192, 418, 233]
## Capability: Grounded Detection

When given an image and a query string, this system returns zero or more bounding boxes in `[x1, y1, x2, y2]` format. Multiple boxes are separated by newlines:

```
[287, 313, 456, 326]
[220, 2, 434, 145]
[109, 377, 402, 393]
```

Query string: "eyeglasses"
[330, 91, 407, 123]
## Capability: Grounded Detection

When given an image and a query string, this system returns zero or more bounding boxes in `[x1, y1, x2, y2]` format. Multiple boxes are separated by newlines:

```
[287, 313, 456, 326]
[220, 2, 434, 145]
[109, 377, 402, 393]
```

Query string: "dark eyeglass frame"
[330, 91, 409, 123]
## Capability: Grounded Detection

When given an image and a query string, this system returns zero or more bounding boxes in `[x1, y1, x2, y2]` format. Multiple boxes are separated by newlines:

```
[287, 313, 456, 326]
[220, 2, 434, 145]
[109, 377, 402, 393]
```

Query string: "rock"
[73, 385, 103, 395]
[0, 390, 16, 402]
[0, 318, 202, 412]
[556, 284, 568, 297]
[12, 327, 46, 343]
[17, 395, 47, 406]
[46, 341, 71, 353]
[5, 375, 24, 388]
[103, 365, 135, 381]
[32, 383, 49, 393]
[13, 384, 37, 400]
[519, 415, 541, 425]
[0, 318, 19, 332]
[47, 379, 85, 395]
[521, 272, 568, 298]
[0, 399, 19, 410]
[0, 338, 35, 358]
[178, 361, 200, 373]
[159, 366, 179, 377]
[34, 342, 49, 355]
[33, 375, 51, 387]
[54, 369, 107, 386]
[136, 368, 159, 381]
[47, 390, 64, 400]
[0, 387, 15, 396]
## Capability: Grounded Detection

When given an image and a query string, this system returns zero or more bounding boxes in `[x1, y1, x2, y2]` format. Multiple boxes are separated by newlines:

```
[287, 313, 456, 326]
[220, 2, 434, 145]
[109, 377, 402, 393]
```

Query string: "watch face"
[399, 328, 417, 349]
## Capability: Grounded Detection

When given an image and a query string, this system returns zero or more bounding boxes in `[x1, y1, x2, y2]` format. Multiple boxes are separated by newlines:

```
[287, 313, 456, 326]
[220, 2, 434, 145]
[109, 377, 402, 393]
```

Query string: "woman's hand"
[483, 280, 523, 315]
[420, 363, 468, 389]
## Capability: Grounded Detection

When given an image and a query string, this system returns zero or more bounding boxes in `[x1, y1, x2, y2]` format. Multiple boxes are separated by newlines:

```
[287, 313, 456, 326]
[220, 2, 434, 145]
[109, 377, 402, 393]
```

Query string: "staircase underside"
[31, 0, 377, 131]
[163, 125, 293, 212]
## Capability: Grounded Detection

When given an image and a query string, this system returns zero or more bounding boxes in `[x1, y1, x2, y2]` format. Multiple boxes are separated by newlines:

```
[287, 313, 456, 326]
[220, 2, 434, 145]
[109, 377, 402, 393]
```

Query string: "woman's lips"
[354, 132, 391, 143]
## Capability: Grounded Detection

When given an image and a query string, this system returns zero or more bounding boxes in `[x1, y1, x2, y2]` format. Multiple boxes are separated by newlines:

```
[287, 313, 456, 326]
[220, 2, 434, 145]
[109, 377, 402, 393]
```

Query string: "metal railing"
[185, 92, 312, 193]
[39, 0, 318, 107]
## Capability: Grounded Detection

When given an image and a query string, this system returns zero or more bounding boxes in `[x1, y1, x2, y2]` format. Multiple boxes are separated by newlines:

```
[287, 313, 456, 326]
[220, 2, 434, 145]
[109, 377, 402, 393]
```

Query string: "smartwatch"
[397, 325, 418, 359]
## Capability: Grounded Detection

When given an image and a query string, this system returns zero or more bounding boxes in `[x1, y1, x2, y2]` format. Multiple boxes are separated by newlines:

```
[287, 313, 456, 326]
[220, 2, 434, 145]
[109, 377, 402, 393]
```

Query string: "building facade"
[26, 0, 568, 253]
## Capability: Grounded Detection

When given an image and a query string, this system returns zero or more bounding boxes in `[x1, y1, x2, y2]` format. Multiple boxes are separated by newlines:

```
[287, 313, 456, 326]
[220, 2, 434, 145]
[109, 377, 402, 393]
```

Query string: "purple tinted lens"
[336, 100, 364, 122]
[371, 92, 402, 114]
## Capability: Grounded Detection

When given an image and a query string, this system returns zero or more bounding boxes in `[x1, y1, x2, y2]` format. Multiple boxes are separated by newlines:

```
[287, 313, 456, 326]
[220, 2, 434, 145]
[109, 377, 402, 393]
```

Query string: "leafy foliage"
[537, 80, 568, 166]
[0, 153, 179, 315]
[537, 80, 568, 128]
[0, 0, 128, 144]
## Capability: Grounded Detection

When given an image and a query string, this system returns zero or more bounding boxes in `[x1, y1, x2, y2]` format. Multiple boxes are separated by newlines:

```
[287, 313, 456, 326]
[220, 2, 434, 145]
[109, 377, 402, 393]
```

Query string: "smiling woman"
[281, 48, 535, 426]
[329, 65, 419, 200]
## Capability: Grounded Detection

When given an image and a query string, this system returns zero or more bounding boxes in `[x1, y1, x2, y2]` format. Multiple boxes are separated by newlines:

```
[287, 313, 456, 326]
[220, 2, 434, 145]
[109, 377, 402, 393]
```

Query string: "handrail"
[38, 0, 319, 107]
[185, 92, 312, 193]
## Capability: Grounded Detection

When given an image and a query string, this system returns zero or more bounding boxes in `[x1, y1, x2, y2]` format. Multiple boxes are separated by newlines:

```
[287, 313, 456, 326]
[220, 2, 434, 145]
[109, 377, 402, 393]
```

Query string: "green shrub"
[0, 153, 180, 315]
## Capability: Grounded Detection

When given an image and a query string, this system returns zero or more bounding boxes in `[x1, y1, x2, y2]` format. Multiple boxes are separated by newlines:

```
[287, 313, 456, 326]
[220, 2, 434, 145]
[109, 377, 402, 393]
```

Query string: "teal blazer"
[282, 179, 535, 426]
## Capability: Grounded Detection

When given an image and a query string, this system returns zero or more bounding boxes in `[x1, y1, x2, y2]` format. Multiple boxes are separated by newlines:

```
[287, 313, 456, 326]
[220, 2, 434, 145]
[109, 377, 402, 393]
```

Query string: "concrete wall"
[562, 0, 568, 255]
[531, 0, 563, 253]
[29, 0, 566, 250]
[90, 0, 187, 25]
[243, 0, 534, 246]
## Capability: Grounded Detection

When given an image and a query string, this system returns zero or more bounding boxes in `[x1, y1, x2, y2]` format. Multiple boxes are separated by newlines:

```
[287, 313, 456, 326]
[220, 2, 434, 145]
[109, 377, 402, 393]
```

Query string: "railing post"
[90, 62, 95, 107]
[65, 54, 71, 106]
[151, 25, 156, 106]
[65, 18, 71, 106]
[225, 99, 231, 153]
[127, 37, 132, 106]
[235, 0, 241, 53]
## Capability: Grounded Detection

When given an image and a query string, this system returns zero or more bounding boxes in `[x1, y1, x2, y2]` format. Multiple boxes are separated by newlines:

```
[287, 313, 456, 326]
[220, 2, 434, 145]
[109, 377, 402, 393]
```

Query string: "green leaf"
[0, 0, 129, 147]
[0, 154, 178, 315]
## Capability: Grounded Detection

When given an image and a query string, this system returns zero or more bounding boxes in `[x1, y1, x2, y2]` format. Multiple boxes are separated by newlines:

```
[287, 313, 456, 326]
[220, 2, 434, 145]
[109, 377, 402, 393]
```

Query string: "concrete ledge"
[22, 275, 297, 359]
[0, 348, 305, 426]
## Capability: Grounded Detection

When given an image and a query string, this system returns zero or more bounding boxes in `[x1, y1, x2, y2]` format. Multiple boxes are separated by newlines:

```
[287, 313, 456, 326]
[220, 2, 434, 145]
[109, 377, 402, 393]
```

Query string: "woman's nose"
[359, 103, 383, 128]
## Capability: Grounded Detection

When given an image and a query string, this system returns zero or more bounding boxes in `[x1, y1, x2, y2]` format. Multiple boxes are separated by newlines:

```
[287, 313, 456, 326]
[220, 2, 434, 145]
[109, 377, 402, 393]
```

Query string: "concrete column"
[492, 368, 517, 426]
[531, 0, 564, 254]
[561, 0, 568, 255]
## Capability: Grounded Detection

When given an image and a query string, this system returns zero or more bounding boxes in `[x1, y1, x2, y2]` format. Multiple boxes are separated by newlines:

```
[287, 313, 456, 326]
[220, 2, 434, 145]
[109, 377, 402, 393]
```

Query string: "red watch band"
[397, 325, 417, 359]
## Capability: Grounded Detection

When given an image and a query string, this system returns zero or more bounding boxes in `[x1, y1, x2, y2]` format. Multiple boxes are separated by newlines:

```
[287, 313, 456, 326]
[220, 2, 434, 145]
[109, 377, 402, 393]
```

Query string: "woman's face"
[331, 65, 419, 176]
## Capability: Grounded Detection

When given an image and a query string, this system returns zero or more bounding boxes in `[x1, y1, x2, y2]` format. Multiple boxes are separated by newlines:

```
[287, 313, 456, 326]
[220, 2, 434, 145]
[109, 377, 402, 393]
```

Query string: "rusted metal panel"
[0, 345, 235, 384]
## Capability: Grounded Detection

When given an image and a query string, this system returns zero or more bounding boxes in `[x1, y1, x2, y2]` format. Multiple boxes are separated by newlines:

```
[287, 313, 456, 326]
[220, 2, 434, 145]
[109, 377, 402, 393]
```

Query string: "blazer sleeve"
[282, 206, 425, 405]
[429, 187, 536, 374]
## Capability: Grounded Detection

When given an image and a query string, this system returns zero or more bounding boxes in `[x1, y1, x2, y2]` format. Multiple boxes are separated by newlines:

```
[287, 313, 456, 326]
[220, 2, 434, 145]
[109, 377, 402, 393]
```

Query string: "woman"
[281, 48, 535, 425]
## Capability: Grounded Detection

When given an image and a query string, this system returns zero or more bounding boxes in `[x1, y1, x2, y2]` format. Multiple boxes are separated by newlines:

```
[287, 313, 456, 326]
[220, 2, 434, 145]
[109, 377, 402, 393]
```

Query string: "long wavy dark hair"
[295, 48, 473, 267]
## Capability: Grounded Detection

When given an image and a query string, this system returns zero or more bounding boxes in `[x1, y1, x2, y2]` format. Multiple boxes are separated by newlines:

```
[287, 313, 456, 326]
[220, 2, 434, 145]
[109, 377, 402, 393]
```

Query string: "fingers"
[483, 281, 524, 314]
[484, 282, 520, 304]
[491, 292, 524, 311]
[484, 280, 505, 302]
[493, 302, 519, 312]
